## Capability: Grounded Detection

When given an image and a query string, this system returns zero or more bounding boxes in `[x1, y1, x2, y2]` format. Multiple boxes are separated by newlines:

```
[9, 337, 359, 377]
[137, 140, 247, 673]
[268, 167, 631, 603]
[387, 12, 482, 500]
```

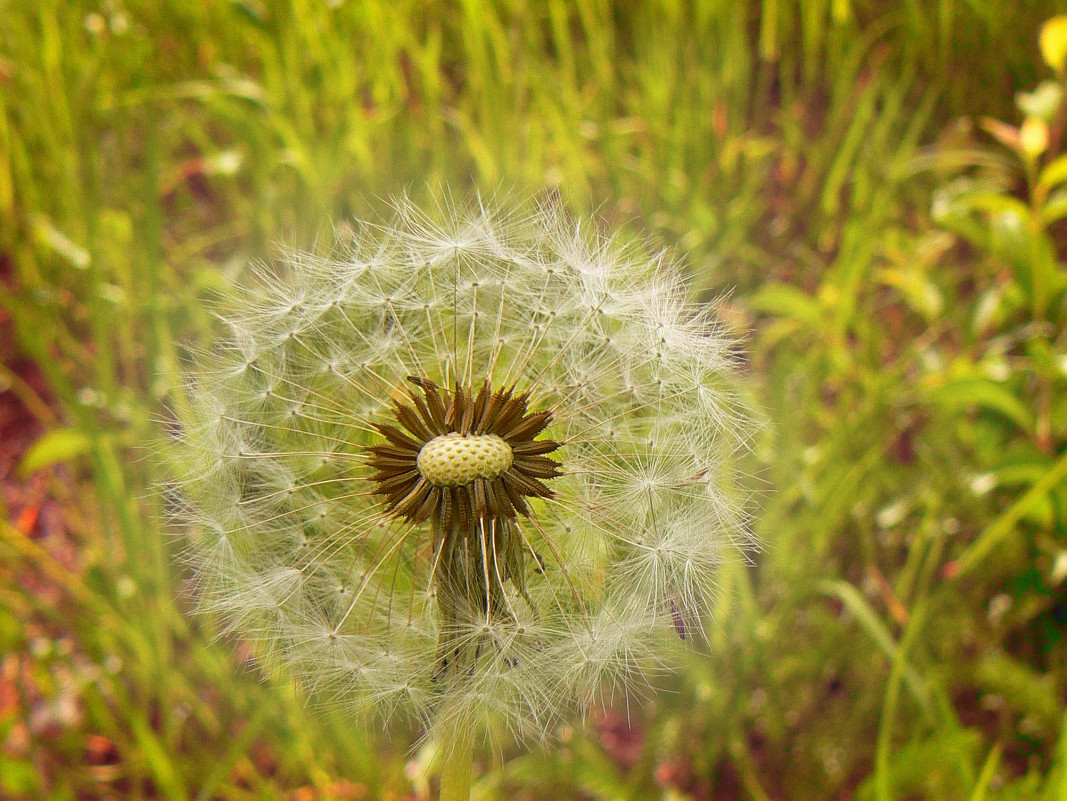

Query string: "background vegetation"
[3, 0, 1067, 798]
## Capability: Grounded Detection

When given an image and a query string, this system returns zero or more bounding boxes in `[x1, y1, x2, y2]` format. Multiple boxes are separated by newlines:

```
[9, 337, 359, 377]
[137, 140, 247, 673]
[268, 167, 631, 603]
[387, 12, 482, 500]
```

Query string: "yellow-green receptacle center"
[416, 433, 514, 487]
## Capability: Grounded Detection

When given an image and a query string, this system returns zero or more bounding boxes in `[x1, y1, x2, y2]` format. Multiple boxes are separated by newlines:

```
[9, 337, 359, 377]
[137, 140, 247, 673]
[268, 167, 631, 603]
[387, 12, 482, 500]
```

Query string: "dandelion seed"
[169, 197, 751, 754]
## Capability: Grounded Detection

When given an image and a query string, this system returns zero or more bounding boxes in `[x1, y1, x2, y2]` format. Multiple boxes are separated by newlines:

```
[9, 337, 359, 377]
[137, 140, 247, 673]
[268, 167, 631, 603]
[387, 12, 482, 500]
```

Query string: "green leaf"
[28, 214, 90, 269]
[877, 266, 943, 320]
[17, 428, 92, 477]
[967, 744, 1001, 801]
[0, 756, 41, 796]
[1041, 189, 1067, 225]
[129, 716, 186, 801]
[1039, 154, 1067, 193]
[1051, 713, 1067, 798]
[927, 377, 1033, 431]
[1041, 16, 1067, 74]
[944, 191, 1032, 220]
[228, 0, 268, 28]
[1018, 227, 1063, 316]
[860, 728, 982, 801]
[975, 653, 1062, 730]
[955, 447, 1067, 577]
[817, 580, 933, 717]
[747, 283, 826, 329]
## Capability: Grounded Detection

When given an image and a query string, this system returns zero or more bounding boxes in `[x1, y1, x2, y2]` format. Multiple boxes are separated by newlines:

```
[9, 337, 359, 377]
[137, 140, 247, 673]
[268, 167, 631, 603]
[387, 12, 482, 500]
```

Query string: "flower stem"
[438, 733, 474, 801]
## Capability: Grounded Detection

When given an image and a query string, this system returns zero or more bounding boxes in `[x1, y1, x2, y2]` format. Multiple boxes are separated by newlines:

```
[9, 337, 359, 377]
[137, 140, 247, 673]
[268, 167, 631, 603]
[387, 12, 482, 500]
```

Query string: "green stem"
[439, 734, 474, 801]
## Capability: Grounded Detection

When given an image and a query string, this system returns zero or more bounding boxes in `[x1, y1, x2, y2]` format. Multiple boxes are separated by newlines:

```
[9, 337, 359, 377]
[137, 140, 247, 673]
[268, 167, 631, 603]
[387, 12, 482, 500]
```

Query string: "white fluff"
[170, 198, 752, 743]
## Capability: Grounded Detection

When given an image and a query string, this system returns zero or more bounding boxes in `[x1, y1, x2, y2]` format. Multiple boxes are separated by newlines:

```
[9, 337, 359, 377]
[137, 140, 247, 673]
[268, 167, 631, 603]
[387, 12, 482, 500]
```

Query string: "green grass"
[2, 0, 1067, 798]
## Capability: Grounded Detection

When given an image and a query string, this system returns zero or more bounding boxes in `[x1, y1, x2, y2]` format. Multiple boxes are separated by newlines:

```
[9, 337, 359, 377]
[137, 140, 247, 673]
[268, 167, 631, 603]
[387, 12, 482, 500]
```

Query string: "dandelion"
[170, 198, 751, 799]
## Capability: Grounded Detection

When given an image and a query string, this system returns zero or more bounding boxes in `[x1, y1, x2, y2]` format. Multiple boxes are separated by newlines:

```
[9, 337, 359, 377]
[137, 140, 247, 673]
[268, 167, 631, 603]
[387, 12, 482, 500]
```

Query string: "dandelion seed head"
[170, 197, 752, 743]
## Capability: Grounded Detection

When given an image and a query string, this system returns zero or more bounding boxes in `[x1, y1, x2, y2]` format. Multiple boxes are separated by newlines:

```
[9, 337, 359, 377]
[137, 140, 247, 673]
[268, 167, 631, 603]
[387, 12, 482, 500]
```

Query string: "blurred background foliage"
[2, 0, 1067, 798]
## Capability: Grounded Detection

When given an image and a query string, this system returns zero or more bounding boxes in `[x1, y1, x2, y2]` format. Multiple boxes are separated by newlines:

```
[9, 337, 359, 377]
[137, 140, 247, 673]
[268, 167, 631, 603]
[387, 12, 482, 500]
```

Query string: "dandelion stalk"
[438, 731, 475, 801]
[168, 196, 752, 777]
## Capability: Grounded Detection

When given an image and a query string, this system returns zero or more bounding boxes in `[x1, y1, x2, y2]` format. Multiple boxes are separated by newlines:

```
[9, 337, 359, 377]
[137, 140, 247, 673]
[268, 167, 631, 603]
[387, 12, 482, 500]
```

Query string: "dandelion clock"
[170, 198, 752, 800]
